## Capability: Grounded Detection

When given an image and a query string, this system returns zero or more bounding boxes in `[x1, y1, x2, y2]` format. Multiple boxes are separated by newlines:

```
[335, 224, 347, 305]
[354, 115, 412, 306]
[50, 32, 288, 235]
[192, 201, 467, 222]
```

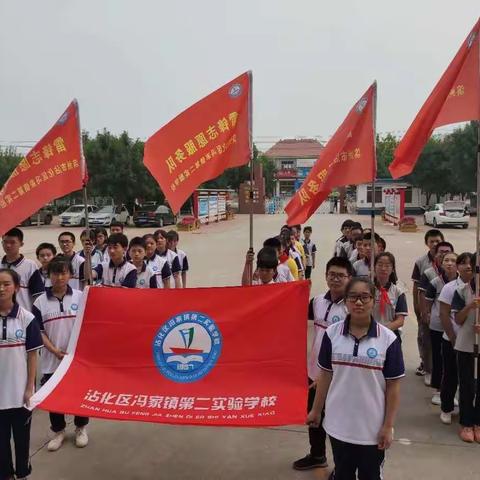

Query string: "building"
[264, 139, 323, 197]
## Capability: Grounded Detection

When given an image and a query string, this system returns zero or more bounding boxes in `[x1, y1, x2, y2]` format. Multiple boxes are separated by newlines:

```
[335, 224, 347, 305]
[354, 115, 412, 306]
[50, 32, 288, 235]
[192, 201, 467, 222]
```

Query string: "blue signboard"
[297, 167, 311, 178]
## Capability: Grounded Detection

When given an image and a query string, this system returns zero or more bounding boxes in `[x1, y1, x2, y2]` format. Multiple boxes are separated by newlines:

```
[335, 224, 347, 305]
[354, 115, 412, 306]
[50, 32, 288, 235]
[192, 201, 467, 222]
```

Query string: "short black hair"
[326, 257, 353, 276]
[107, 233, 128, 248]
[58, 231, 75, 242]
[36, 242, 57, 257]
[425, 229, 444, 244]
[80, 229, 96, 241]
[341, 220, 354, 229]
[457, 252, 474, 265]
[434, 241, 454, 254]
[350, 222, 363, 232]
[153, 229, 168, 241]
[363, 231, 381, 242]
[95, 227, 108, 238]
[166, 230, 179, 242]
[263, 237, 281, 249]
[129, 236, 147, 250]
[303, 226, 312, 233]
[3, 227, 24, 241]
[48, 256, 74, 275]
[110, 221, 124, 230]
[256, 247, 278, 270]
[378, 237, 387, 250]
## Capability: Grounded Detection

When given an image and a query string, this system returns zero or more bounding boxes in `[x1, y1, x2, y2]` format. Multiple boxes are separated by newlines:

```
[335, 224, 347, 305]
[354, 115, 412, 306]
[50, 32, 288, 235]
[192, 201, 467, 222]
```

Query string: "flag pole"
[370, 81, 378, 283]
[82, 186, 93, 286]
[474, 117, 480, 382]
[248, 71, 254, 285]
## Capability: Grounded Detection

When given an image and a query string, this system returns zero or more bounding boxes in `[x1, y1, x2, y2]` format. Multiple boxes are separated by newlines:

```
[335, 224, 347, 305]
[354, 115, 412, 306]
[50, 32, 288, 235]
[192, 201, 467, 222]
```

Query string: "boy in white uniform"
[57, 232, 85, 291]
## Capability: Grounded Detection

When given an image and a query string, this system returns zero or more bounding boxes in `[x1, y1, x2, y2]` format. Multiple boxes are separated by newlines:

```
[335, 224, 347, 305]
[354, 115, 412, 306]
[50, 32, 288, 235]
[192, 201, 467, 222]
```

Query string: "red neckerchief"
[279, 252, 289, 264]
[379, 285, 392, 316]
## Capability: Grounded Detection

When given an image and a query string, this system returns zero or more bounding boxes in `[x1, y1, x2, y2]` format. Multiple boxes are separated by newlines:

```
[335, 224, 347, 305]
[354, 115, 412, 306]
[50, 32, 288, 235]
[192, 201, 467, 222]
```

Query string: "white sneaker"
[431, 392, 441, 406]
[47, 430, 65, 452]
[454, 397, 459, 407]
[440, 411, 452, 425]
[75, 426, 88, 448]
[424, 374, 432, 386]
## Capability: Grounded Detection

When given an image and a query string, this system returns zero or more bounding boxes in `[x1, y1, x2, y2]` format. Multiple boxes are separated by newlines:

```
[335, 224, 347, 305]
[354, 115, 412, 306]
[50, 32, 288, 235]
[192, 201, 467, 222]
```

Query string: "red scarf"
[379, 286, 392, 316]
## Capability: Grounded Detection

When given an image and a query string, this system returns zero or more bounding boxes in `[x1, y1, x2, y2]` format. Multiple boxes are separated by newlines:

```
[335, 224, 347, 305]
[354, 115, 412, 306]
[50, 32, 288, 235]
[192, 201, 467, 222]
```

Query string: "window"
[366, 186, 383, 204]
[280, 180, 295, 195]
[281, 160, 295, 169]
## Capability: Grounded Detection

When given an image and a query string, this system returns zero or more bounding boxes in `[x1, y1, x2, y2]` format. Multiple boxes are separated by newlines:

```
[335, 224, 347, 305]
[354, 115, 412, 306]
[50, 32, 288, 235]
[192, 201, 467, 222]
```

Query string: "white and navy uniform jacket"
[352, 258, 371, 279]
[64, 252, 85, 291]
[339, 241, 354, 260]
[425, 272, 451, 332]
[0, 303, 43, 409]
[418, 265, 441, 292]
[411, 252, 435, 285]
[38, 267, 52, 288]
[94, 259, 137, 288]
[97, 246, 110, 263]
[333, 236, 348, 257]
[275, 263, 294, 283]
[78, 248, 103, 269]
[146, 252, 172, 288]
[373, 282, 408, 331]
[158, 249, 181, 288]
[32, 286, 82, 374]
[134, 262, 159, 289]
[308, 292, 348, 381]
[302, 239, 317, 268]
[318, 317, 405, 445]
[451, 280, 477, 354]
[173, 248, 189, 273]
[438, 278, 465, 342]
[1, 255, 44, 311]
[348, 249, 359, 264]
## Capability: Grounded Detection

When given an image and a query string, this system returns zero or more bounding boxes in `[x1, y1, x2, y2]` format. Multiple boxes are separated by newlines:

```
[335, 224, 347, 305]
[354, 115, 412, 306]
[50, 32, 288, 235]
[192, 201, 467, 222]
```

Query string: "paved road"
[16, 214, 479, 479]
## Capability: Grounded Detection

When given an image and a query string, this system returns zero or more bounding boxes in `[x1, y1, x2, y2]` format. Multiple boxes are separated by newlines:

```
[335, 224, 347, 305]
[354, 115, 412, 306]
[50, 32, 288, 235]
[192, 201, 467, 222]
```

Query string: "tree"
[376, 133, 398, 178]
[0, 147, 22, 187]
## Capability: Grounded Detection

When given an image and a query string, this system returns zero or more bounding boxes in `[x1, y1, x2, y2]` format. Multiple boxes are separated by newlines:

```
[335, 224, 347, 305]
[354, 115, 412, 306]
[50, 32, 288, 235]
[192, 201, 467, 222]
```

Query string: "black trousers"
[429, 329, 444, 390]
[456, 351, 480, 427]
[440, 339, 458, 413]
[305, 266, 312, 280]
[0, 408, 32, 480]
[41, 374, 89, 432]
[307, 378, 326, 458]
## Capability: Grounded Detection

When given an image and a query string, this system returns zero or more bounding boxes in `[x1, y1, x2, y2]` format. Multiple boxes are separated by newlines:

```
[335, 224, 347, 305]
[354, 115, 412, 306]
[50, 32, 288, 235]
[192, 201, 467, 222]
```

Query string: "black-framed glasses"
[346, 293, 373, 304]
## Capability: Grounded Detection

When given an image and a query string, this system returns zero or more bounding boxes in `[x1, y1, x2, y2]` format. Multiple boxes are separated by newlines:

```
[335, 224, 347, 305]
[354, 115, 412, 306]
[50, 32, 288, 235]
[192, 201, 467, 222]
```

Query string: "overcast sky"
[0, 1, 478, 150]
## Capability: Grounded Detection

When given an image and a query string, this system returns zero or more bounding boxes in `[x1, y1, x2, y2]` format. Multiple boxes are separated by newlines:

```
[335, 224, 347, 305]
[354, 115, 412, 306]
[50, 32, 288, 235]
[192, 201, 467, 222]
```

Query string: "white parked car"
[88, 205, 131, 227]
[60, 205, 98, 227]
[424, 201, 469, 229]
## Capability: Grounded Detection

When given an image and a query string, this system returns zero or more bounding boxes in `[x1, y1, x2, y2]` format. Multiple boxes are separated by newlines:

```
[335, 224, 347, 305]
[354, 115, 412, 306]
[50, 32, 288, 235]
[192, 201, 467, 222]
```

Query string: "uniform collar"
[324, 290, 345, 304]
[0, 303, 19, 318]
[156, 249, 167, 257]
[342, 315, 378, 338]
[375, 280, 392, 290]
[131, 261, 147, 273]
[46, 285, 73, 299]
[109, 258, 127, 269]
[1, 254, 24, 267]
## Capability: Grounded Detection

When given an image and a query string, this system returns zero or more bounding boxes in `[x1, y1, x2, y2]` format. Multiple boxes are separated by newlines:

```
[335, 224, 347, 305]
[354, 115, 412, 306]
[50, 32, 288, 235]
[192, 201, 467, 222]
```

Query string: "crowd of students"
[0, 222, 189, 480]
[1, 216, 480, 479]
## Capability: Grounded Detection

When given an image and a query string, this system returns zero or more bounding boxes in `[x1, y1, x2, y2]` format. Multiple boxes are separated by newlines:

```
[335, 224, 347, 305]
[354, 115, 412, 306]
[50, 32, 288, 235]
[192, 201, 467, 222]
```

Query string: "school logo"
[139, 279, 146, 286]
[56, 111, 69, 125]
[152, 265, 158, 272]
[467, 31, 477, 49]
[229, 83, 242, 98]
[71, 303, 78, 311]
[356, 96, 368, 113]
[153, 312, 222, 383]
[367, 348, 378, 359]
[15, 329, 24, 339]
[331, 315, 341, 324]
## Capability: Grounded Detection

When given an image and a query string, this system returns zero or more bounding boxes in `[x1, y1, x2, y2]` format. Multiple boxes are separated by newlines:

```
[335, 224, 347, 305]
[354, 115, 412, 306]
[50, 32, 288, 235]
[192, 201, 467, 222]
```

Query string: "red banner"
[285, 82, 376, 226]
[144, 72, 252, 214]
[389, 19, 480, 179]
[31, 282, 308, 427]
[0, 100, 87, 235]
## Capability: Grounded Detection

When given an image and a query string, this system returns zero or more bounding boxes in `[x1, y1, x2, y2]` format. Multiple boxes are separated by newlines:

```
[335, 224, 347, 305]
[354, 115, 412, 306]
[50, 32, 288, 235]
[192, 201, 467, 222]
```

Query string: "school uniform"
[0, 303, 43, 479]
[279, 253, 299, 280]
[318, 317, 405, 479]
[0, 255, 44, 311]
[302, 238, 317, 280]
[94, 259, 137, 288]
[438, 278, 464, 414]
[373, 282, 408, 338]
[63, 252, 86, 291]
[348, 249, 359, 264]
[425, 272, 450, 390]
[339, 241, 354, 260]
[146, 253, 172, 288]
[418, 265, 441, 293]
[171, 248, 189, 286]
[38, 267, 52, 288]
[78, 248, 103, 268]
[97, 245, 110, 263]
[352, 258, 371, 279]
[333, 236, 348, 257]
[307, 292, 348, 460]
[289, 248, 303, 277]
[32, 287, 88, 433]
[451, 282, 480, 427]
[276, 263, 294, 283]
[134, 263, 159, 289]
[158, 249, 181, 288]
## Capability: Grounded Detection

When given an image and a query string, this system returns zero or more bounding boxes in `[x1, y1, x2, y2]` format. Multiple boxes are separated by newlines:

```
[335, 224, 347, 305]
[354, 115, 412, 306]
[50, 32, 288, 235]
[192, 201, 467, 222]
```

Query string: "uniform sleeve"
[31, 304, 45, 331]
[294, 256, 302, 272]
[411, 262, 421, 283]
[312, 244, 317, 254]
[26, 319, 43, 351]
[161, 262, 172, 280]
[383, 337, 405, 379]
[182, 255, 189, 272]
[308, 298, 315, 321]
[149, 274, 159, 288]
[318, 333, 333, 371]
[122, 269, 137, 288]
[451, 290, 466, 313]
[418, 273, 431, 292]
[28, 269, 45, 298]
[171, 256, 181, 274]
[395, 293, 409, 315]
[424, 282, 437, 302]
[79, 262, 85, 282]
[438, 285, 453, 305]
[94, 264, 104, 281]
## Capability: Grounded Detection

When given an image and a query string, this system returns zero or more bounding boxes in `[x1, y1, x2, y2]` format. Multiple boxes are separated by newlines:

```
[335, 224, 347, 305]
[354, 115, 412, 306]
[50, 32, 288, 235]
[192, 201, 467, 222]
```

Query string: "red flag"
[285, 83, 376, 226]
[144, 72, 252, 214]
[389, 19, 480, 179]
[30, 282, 308, 427]
[0, 100, 87, 235]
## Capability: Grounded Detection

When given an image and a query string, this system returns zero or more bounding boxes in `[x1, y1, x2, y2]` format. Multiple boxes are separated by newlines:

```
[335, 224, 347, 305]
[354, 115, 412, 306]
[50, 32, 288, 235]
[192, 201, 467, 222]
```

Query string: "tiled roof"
[264, 138, 324, 159]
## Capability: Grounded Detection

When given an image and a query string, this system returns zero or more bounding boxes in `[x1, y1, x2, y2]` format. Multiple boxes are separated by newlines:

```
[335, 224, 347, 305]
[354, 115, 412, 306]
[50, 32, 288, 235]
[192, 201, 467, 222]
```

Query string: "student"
[154, 230, 181, 288]
[307, 278, 404, 479]
[143, 234, 171, 288]
[352, 231, 381, 278]
[32, 257, 88, 451]
[1, 228, 44, 310]
[293, 257, 351, 471]
[128, 237, 158, 288]
[348, 234, 364, 264]
[109, 221, 124, 235]
[451, 256, 480, 443]
[263, 238, 294, 283]
[377, 237, 386, 254]
[281, 227, 304, 280]
[411, 229, 444, 377]
[425, 251, 457, 407]
[250, 247, 278, 285]
[57, 232, 85, 291]
[166, 230, 189, 288]
[291, 225, 307, 268]
[36, 242, 57, 288]
[279, 234, 300, 280]
[94, 227, 109, 262]
[302, 226, 317, 280]
[78, 229, 103, 268]
[333, 220, 354, 257]
[339, 222, 362, 259]
[0, 268, 43, 480]
[373, 252, 408, 338]
[438, 253, 472, 425]
[93, 234, 137, 288]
